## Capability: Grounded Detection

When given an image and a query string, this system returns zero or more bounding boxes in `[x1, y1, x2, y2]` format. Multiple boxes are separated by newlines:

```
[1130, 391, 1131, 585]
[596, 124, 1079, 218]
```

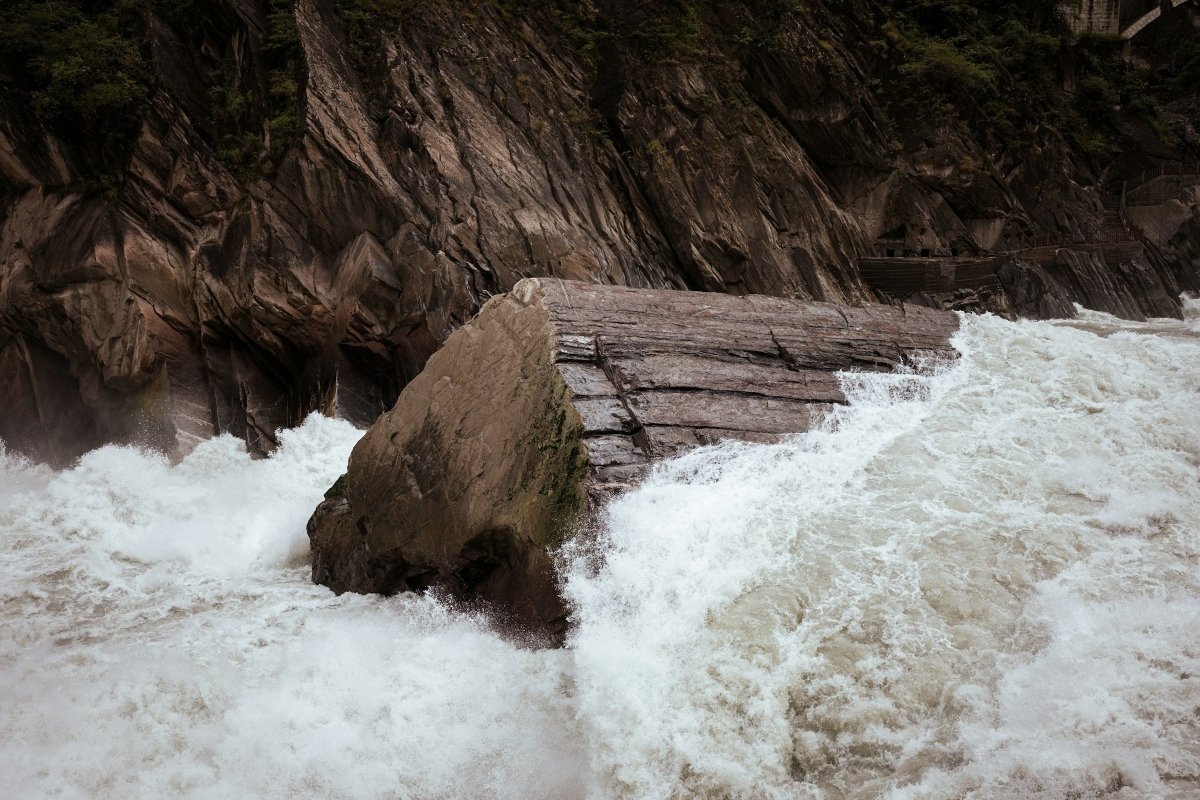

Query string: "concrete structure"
[857, 256, 1004, 297]
[1063, 0, 1194, 39]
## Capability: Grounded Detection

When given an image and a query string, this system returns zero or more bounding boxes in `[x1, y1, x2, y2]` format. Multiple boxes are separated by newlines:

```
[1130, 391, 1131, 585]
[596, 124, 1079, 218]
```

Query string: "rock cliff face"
[307, 278, 959, 639]
[1, 0, 1198, 464]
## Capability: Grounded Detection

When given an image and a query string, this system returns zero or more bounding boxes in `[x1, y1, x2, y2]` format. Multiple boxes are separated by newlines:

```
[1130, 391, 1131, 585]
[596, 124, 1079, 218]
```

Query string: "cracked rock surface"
[307, 278, 958, 639]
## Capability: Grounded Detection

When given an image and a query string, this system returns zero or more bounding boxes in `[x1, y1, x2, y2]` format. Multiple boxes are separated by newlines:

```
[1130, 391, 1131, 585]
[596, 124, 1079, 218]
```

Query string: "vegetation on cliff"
[324, 0, 1187, 171]
[0, 0, 149, 173]
[2, 0, 1195, 470]
[0, 0, 304, 183]
[1, 0, 1190, 183]
[883, 0, 1166, 161]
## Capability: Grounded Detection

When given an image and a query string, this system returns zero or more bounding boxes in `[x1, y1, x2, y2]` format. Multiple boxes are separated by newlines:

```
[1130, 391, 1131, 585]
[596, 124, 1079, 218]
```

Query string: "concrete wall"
[858, 257, 1004, 296]
[1064, 0, 1122, 36]
[1064, 0, 1190, 39]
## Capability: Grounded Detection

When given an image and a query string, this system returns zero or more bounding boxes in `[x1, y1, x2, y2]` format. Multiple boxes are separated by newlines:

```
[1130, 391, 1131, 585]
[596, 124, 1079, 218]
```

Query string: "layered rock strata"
[307, 278, 959, 639]
[3, 0, 1197, 465]
[860, 242, 1190, 321]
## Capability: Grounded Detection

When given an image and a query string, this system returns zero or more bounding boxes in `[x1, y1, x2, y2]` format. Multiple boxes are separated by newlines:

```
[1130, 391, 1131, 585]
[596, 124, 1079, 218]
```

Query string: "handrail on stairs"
[1125, 161, 1200, 206]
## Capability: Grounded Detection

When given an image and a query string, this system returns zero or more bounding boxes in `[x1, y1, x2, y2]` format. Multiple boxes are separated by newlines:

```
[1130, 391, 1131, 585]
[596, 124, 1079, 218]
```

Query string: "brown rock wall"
[1, 0, 1196, 463]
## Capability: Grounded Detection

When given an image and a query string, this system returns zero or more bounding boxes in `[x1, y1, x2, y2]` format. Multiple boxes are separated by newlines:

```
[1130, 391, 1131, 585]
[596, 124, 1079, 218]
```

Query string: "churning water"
[2, 302, 1198, 799]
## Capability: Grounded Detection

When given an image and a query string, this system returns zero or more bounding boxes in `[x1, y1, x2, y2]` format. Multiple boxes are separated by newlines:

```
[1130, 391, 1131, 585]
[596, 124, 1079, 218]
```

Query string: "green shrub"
[0, 0, 306, 183]
[897, 38, 999, 109]
[0, 1, 150, 148]
[1076, 74, 1118, 123]
[264, 0, 304, 161]
[881, 0, 1166, 162]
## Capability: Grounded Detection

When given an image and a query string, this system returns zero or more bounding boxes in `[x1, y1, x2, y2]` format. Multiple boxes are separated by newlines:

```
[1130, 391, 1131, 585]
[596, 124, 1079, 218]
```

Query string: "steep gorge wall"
[1, 0, 1197, 463]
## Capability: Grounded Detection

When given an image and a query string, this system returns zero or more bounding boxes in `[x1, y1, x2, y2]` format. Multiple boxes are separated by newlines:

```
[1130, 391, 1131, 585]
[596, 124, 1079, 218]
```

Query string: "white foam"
[2, 307, 1198, 799]
[0, 415, 584, 799]
[562, 308, 1200, 799]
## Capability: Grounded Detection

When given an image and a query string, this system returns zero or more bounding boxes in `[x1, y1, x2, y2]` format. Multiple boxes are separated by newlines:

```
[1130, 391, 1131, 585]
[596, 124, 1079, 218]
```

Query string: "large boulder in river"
[307, 279, 959, 639]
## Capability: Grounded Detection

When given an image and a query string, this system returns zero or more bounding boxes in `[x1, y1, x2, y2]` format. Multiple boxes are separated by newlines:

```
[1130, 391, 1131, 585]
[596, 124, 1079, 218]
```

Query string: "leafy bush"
[0, 0, 305, 183]
[169, 0, 303, 176]
[0, 1, 150, 145]
[882, 0, 1164, 162]
[896, 37, 999, 108]
[1076, 74, 1119, 121]
[264, 0, 304, 161]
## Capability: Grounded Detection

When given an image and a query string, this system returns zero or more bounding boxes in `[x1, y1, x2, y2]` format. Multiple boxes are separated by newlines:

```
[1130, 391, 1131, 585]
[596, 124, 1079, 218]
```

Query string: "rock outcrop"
[2, 0, 1197, 465]
[307, 278, 959, 639]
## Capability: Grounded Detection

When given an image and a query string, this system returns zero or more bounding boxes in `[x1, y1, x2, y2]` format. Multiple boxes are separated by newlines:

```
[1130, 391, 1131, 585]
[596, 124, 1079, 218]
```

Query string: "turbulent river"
[2, 303, 1198, 800]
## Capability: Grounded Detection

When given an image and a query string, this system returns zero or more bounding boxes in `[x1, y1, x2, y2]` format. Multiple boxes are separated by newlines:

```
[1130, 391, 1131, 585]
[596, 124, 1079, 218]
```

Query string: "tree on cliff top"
[0, 0, 149, 172]
[0, 0, 304, 185]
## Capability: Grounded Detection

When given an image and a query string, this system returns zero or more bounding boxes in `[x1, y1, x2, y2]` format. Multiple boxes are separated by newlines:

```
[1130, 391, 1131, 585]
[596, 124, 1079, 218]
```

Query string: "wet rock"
[307, 278, 959, 640]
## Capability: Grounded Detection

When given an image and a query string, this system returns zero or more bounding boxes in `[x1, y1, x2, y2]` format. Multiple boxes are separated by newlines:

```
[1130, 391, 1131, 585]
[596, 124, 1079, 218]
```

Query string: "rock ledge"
[307, 279, 959, 638]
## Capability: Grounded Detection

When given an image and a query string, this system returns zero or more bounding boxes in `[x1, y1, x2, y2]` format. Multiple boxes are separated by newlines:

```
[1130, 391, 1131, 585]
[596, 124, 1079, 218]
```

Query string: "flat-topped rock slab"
[307, 279, 959, 640]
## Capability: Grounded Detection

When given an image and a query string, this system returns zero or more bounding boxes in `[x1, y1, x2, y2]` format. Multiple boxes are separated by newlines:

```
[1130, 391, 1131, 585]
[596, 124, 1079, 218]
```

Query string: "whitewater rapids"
[1, 303, 1198, 799]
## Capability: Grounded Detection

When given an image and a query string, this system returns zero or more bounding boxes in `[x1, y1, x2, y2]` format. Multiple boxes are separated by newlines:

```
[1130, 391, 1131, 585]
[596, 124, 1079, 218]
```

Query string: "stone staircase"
[1102, 192, 1132, 241]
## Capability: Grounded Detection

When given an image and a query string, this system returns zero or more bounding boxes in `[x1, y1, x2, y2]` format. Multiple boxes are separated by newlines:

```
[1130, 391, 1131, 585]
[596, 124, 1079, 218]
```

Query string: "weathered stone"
[307, 278, 959, 640]
[3, 1, 1197, 465]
